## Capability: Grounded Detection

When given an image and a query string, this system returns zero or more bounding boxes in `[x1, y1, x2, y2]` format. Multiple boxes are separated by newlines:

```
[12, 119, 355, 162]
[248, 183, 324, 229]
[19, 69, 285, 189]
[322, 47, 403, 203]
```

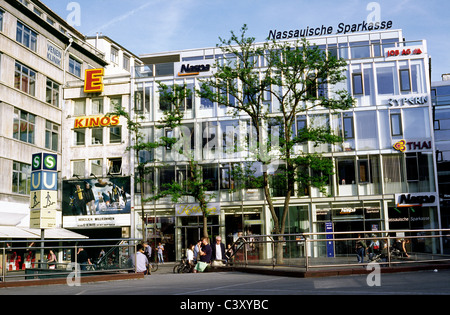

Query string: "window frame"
[390, 113, 403, 136]
[12, 161, 31, 195]
[14, 61, 36, 96]
[109, 126, 122, 144]
[399, 68, 412, 92]
[69, 56, 82, 77]
[13, 108, 35, 144]
[352, 73, 364, 95]
[46, 78, 60, 107]
[16, 20, 37, 52]
[45, 120, 59, 151]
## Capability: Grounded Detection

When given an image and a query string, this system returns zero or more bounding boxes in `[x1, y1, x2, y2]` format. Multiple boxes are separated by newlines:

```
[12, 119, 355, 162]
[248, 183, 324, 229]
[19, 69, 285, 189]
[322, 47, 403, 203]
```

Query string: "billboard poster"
[62, 176, 131, 216]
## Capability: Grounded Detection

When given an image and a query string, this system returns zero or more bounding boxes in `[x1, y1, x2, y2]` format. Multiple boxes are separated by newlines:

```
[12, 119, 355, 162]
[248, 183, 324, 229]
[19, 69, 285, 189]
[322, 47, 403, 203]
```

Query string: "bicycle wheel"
[173, 264, 181, 273]
[151, 262, 158, 272]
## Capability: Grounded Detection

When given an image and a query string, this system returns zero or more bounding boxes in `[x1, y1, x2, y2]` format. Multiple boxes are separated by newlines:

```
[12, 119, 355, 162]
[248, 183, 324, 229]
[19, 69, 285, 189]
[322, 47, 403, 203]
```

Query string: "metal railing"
[226, 229, 450, 271]
[0, 238, 145, 283]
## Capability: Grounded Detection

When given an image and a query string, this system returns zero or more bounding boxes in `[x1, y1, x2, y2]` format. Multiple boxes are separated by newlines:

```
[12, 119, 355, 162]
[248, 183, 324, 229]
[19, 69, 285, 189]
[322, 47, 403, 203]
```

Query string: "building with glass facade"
[432, 77, 450, 243]
[133, 28, 440, 261]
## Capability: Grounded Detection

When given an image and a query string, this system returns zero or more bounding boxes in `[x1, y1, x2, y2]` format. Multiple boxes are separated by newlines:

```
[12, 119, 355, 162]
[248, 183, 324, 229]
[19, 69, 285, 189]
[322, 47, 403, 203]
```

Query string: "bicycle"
[149, 261, 158, 272]
[173, 257, 191, 273]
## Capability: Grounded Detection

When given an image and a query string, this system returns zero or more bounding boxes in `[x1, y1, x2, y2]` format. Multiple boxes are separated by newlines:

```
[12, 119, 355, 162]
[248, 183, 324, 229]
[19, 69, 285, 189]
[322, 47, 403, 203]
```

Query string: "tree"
[151, 83, 214, 239]
[109, 82, 215, 241]
[199, 25, 354, 262]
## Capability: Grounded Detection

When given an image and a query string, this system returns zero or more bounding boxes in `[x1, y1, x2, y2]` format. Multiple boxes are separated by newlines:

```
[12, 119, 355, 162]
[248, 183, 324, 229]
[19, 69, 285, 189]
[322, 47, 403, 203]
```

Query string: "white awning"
[22, 228, 89, 239]
[0, 226, 40, 239]
[0, 227, 88, 239]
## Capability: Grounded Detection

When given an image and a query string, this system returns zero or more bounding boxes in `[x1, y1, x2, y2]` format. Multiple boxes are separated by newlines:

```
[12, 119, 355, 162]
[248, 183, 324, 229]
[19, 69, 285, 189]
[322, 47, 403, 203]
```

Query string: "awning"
[23, 228, 89, 239]
[0, 226, 40, 239]
[0, 227, 88, 239]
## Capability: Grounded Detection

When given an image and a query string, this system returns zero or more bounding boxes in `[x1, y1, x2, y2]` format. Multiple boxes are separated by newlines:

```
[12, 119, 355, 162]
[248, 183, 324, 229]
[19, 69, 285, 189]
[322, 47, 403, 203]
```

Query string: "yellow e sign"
[84, 68, 104, 93]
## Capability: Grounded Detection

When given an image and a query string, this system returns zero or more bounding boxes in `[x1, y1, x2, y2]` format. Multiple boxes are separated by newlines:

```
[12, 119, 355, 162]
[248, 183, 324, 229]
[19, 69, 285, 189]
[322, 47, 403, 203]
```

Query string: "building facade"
[432, 77, 450, 247]
[61, 34, 142, 239]
[0, 0, 107, 239]
[133, 29, 440, 261]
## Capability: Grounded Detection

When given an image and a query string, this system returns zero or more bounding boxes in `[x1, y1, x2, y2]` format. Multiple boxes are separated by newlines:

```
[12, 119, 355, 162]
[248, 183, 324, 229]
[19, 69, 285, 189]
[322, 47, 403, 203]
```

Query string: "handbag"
[195, 261, 208, 272]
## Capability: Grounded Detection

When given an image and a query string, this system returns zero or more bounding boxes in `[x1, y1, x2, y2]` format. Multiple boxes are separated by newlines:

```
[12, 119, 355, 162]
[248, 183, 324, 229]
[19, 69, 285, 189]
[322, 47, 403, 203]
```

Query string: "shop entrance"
[333, 220, 364, 256]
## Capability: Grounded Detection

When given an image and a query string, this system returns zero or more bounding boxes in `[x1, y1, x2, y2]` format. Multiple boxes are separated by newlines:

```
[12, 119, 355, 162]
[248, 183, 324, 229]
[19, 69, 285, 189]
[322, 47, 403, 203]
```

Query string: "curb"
[0, 272, 145, 288]
[227, 263, 450, 278]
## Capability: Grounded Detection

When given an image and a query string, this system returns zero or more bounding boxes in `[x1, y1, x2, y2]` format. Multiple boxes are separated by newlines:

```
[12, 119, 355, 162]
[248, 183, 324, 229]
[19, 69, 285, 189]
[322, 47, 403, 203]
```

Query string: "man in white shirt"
[212, 236, 226, 267]
[130, 243, 149, 274]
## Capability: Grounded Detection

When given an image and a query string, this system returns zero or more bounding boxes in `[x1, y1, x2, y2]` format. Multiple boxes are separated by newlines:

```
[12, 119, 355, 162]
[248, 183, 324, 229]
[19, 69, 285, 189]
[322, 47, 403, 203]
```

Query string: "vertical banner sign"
[325, 222, 334, 258]
[30, 153, 58, 229]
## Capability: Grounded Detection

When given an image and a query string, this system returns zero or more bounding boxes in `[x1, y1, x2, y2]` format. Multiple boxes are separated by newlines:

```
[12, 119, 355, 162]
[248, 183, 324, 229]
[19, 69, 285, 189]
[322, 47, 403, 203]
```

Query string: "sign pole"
[40, 228, 45, 269]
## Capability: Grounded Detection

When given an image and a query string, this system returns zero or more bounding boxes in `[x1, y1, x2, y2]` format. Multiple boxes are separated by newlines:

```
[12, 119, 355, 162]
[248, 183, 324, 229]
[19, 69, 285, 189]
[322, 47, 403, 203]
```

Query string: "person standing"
[77, 247, 92, 270]
[355, 234, 368, 263]
[211, 236, 226, 267]
[47, 249, 57, 269]
[193, 239, 202, 263]
[157, 243, 164, 264]
[194, 237, 212, 273]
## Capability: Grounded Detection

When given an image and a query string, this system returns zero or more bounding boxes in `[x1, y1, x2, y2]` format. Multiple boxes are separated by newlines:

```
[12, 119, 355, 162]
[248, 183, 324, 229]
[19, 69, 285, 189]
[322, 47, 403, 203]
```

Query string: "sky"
[40, 0, 450, 82]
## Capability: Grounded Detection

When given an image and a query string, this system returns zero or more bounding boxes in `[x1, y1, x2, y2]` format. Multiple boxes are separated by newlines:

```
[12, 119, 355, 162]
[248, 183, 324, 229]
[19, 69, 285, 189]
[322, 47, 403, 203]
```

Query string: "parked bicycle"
[173, 257, 192, 273]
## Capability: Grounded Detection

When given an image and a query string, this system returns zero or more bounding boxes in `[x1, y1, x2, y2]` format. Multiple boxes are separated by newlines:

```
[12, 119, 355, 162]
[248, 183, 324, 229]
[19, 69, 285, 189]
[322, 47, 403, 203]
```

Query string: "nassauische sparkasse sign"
[268, 20, 393, 40]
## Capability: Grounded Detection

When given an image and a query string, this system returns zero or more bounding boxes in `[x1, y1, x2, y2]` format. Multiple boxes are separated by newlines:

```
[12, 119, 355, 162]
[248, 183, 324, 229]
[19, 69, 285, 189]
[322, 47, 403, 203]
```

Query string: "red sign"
[84, 68, 104, 93]
[387, 48, 422, 58]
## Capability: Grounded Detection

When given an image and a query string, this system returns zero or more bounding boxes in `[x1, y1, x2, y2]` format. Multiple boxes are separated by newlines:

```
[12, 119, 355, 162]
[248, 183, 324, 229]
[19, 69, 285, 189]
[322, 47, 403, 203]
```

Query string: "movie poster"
[62, 176, 131, 216]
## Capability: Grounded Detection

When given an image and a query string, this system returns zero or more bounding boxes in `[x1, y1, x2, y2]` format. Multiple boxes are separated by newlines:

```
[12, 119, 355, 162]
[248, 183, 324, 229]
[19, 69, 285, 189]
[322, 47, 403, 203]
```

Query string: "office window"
[91, 127, 103, 145]
[72, 160, 85, 177]
[108, 158, 122, 175]
[109, 126, 122, 144]
[16, 21, 37, 51]
[33, 7, 42, 16]
[0, 10, 4, 32]
[200, 85, 214, 108]
[306, 75, 317, 98]
[363, 68, 372, 96]
[74, 99, 86, 116]
[123, 55, 130, 71]
[69, 56, 81, 77]
[343, 115, 354, 139]
[74, 128, 85, 145]
[376, 66, 395, 95]
[45, 120, 59, 151]
[352, 73, 363, 95]
[390, 113, 403, 136]
[92, 98, 103, 114]
[350, 41, 370, 59]
[12, 161, 31, 195]
[399, 69, 411, 92]
[202, 164, 218, 191]
[14, 62, 36, 96]
[46, 78, 60, 107]
[13, 108, 35, 144]
[90, 159, 102, 176]
[111, 47, 119, 64]
[337, 158, 355, 185]
[110, 97, 122, 111]
[159, 85, 172, 111]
